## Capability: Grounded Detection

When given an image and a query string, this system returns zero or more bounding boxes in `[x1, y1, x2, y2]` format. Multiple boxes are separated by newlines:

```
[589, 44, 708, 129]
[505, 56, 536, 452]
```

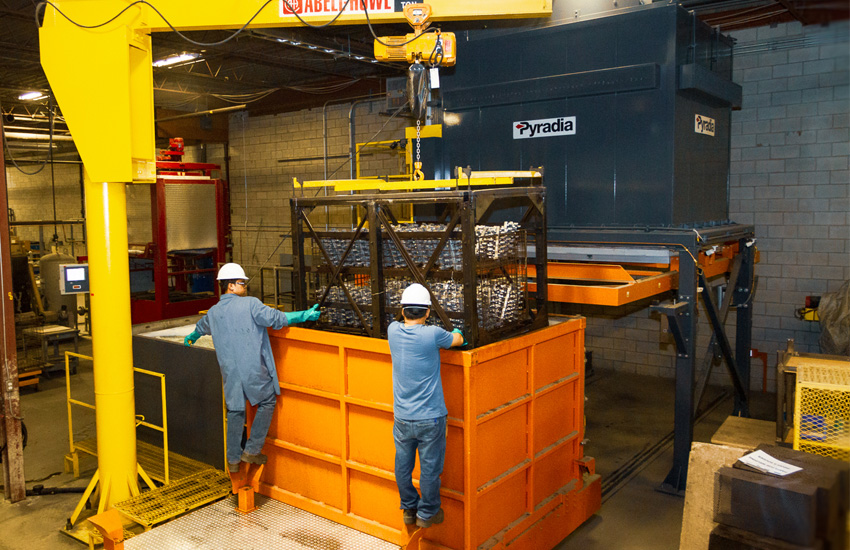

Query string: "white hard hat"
[217, 263, 248, 280]
[400, 283, 431, 307]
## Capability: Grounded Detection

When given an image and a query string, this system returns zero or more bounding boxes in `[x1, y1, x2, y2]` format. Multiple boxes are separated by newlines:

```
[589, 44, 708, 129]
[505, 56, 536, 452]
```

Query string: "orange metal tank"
[255, 317, 600, 549]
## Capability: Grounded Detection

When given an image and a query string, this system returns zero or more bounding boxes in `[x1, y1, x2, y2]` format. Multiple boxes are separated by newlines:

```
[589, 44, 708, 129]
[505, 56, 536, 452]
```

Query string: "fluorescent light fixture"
[18, 91, 47, 101]
[152, 52, 200, 68]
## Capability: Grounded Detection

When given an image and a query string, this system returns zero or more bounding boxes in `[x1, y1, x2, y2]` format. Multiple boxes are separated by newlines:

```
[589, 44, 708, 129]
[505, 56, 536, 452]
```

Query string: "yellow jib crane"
[37, 0, 551, 520]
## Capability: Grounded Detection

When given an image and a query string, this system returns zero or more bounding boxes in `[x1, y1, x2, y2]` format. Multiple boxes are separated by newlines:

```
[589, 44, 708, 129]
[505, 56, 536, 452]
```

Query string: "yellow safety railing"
[134, 367, 170, 483]
[64, 352, 171, 483]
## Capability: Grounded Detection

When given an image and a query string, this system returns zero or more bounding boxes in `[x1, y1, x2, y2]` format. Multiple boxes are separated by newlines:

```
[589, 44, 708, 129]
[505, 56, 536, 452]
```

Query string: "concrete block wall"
[560, 20, 849, 393]
[4, 162, 86, 258]
[729, 20, 849, 385]
[227, 100, 410, 298]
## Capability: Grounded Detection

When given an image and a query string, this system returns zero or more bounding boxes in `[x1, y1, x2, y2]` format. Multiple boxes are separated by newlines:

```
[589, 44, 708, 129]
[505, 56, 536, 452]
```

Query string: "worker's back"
[387, 321, 454, 421]
[201, 293, 287, 409]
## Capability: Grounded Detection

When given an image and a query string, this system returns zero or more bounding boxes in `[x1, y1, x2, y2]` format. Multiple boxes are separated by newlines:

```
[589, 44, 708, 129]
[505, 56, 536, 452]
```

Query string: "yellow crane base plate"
[61, 522, 137, 546]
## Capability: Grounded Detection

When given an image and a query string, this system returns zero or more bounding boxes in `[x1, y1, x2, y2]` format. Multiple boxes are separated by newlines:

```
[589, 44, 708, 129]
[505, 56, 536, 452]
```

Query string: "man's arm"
[450, 328, 465, 347]
[184, 315, 209, 346]
[249, 298, 289, 330]
[435, 326, 465, 349]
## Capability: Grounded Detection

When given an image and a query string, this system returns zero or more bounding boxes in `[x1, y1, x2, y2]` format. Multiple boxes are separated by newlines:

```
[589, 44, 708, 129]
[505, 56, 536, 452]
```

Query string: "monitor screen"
[60, 263, 89, 294]
[66, 267, 86, 282]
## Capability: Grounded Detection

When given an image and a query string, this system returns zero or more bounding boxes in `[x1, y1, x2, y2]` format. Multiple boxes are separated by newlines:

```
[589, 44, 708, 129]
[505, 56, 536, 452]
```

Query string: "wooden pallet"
[17, 369, 42, 389]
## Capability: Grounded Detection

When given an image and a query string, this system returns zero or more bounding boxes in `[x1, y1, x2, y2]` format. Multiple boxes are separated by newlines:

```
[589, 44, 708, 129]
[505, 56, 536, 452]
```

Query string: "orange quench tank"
[253, 317, 600, 549]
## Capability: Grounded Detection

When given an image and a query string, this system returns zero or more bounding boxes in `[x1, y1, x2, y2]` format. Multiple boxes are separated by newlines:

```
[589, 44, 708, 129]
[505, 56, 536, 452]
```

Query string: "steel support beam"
[290, 200, 307, 311]
[551, 224, 755, 494]
[734, 239, 756, 413]
[659, 248, 698, 496]
[699, 270, 749, 416]
[694, 253, 743, 415]
[0, 115, 26, 503]
[651, 301, 690, 354]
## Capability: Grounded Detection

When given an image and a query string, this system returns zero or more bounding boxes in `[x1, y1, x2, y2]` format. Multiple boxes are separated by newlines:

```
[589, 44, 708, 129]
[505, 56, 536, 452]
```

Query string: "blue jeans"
[226, 393, 276, 465]
[393, 416, 447, 520]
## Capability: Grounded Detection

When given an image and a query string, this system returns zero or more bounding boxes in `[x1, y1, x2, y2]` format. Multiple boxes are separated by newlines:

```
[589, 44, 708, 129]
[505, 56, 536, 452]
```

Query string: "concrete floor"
[0, 338, 775, 550]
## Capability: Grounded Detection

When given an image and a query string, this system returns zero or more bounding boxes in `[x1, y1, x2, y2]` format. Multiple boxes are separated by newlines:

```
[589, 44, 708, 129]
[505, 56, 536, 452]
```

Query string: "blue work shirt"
[387, 321, 455, 421]
[194, 293, 289, 411]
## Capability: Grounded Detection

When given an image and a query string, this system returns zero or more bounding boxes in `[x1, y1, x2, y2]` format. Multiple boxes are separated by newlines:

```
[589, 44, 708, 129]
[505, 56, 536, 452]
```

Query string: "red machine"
[130, 138, 231, 324]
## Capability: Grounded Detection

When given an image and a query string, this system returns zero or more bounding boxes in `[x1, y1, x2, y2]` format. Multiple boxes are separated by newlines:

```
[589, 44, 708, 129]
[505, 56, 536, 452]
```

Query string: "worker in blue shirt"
[184, 263, 321, 472]
[388, 283, 464, 528]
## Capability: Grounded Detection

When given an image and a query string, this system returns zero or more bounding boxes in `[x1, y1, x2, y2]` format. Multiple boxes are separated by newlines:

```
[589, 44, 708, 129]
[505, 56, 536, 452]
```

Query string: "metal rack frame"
[290, 187, 549, 347]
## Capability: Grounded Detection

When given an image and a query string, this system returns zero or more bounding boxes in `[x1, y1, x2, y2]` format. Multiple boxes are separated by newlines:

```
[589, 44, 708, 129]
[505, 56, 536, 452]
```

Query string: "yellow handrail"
[65, 352, 171, 483]
[133, 367, 169, 484]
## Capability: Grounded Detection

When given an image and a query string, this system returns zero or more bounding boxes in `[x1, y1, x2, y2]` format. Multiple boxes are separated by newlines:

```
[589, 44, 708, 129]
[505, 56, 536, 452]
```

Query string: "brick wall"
[4, 162, 86, 258]
[729, 20, 849, 386]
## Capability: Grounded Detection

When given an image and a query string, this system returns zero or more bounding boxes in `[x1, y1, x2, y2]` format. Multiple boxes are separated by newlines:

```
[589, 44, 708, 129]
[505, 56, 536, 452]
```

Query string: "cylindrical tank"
[39, 251, 77, 326]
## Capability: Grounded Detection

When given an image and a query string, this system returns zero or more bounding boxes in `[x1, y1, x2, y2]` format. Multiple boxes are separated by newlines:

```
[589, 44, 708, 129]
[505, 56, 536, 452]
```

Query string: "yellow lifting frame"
[294, 176, 518, 192]
[293, 168, 542, 192]
[355, 140, 407, 180]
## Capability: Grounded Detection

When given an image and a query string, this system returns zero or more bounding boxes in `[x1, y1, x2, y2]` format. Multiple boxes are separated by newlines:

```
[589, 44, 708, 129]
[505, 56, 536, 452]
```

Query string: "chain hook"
[413, 119, 424, 180]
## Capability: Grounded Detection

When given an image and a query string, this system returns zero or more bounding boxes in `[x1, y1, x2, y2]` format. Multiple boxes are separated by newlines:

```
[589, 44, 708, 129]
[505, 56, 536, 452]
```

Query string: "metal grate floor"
[114, 469, 232, 528]
[73, 437, 215, 483]
[123, 495, 399, 550]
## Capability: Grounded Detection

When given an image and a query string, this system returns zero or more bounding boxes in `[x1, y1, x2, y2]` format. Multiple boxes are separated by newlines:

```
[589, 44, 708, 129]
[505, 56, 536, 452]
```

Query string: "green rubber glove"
[452, 328, 467, 346]
[285, 304, 321, 325]
[184, 330, 201, 347]
[304, 303, 321, 322]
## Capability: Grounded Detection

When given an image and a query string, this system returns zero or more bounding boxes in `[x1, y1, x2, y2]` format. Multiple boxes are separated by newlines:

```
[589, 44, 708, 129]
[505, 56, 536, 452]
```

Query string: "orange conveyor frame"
[252, 317, 599, 550]
[531, 241, 755, 306]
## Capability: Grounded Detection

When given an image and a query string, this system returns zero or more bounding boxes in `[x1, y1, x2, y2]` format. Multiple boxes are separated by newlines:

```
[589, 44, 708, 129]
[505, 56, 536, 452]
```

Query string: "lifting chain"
[413, 119, 424, 181]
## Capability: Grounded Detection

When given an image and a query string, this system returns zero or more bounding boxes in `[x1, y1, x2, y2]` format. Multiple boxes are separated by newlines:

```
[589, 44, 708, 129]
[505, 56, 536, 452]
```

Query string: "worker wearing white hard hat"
[215, 262, 248, 281]
[387, 283, 464, 528]
[184, 262, 322, 472]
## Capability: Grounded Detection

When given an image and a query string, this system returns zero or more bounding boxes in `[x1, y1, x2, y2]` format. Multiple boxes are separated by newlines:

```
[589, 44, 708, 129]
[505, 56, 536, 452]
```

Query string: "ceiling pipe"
[4, 132, 73, 141]
[3, 125, 72, 134]
[155, 104, 246, 122]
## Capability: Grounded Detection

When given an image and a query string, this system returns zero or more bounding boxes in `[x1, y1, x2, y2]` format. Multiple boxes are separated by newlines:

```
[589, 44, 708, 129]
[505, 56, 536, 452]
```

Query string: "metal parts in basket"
[320, 221, 520, 270]
[317, 273, 523, 333]
[289, 187, 548, 348]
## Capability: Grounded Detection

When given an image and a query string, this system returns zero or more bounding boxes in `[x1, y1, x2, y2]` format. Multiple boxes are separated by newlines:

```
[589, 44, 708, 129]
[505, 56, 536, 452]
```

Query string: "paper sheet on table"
[738, 450, 803, 476]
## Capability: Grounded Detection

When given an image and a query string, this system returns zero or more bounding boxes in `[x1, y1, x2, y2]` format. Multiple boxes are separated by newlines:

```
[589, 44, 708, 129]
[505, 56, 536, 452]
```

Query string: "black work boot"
[403, 509, 417, 525]
[241, 452, 268, 465]
[416, 508, 444, 528]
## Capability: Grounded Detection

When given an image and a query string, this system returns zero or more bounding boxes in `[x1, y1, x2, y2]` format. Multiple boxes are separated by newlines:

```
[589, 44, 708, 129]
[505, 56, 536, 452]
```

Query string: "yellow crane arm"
[38, 0, 551, 183]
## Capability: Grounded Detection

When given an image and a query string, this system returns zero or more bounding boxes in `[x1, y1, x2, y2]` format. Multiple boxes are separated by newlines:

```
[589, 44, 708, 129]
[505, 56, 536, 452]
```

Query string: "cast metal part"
[123, 494, 399, 550]
[315, 222, 524, 333]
